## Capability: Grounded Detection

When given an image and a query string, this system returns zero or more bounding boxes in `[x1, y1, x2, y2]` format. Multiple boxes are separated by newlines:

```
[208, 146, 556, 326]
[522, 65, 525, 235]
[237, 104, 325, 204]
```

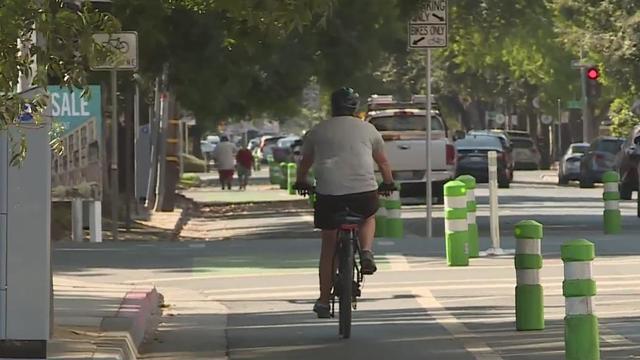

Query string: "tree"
[0, 0, 118, 164]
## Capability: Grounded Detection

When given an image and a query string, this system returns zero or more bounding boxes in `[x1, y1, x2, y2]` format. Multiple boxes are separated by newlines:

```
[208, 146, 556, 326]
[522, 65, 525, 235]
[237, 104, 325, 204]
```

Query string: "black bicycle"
[332, 208, 365, 339]
[296, 183, 395, 339]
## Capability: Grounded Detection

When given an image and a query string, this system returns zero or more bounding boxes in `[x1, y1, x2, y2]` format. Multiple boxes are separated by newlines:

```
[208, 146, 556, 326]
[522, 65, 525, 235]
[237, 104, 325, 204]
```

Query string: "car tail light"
[594, 153, 606, 164]
[446, 144, 456, 165]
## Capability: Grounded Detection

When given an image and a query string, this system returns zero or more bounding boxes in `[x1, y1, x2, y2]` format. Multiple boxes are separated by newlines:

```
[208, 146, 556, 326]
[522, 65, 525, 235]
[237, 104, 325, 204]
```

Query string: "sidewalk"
[192, 167, 271, 187]
[512, 170, 559, 185]
[181, 184, 303, 206]
[50, 276, 163, 360]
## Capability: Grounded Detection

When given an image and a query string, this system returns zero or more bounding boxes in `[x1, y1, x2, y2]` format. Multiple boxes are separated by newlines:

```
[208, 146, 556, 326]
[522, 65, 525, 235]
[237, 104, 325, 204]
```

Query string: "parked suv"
[579, 137, 625, 188]
[615, 126, 640, 199]
[455, 133, 511, 188]
[468, 130, 515, 181]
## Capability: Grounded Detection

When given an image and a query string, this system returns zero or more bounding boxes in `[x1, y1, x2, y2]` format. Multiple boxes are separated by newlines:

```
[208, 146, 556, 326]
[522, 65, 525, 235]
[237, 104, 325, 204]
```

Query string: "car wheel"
[620, 179, 634, 200]
[579, 173, 594, 188]
[498, 174, 510, 189]
[558, 173, 569, 185]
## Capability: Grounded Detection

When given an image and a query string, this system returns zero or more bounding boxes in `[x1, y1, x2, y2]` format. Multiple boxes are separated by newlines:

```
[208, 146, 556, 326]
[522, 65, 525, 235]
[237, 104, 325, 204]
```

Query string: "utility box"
[0, 87, 51, 358]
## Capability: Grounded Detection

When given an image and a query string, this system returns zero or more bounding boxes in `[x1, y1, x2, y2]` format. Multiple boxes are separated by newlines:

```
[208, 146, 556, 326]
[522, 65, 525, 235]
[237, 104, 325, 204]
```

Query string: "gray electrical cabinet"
[0, 87, 51, 359]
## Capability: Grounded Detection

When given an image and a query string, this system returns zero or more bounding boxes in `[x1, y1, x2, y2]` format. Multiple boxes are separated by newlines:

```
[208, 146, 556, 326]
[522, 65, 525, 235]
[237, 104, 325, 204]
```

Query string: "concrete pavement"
[50, 277, 162, 360]
[52, 175, 640, 359]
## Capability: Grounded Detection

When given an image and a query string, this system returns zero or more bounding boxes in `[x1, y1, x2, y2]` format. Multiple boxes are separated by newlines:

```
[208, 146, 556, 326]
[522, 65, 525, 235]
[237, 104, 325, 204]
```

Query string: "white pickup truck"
[366, 95, 456, 203]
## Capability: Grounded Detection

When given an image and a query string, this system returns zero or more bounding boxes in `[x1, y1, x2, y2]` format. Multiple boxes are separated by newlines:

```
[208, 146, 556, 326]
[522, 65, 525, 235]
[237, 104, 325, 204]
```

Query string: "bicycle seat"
[334, 209, 364, 226]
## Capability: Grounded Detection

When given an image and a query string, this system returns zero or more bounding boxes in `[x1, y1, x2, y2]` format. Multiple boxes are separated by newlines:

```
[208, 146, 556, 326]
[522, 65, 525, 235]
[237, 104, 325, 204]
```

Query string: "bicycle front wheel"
[338, 230, 353, 339]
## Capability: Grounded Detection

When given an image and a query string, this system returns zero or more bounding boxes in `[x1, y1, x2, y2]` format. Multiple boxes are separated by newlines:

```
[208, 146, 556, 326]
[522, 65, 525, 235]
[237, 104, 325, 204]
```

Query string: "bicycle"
[295, 183, 395, 339]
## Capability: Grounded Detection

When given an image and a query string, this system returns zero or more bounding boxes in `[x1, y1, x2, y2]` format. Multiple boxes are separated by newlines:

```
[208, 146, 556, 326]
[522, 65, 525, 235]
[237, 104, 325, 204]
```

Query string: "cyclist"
[294, 87, 396, 318]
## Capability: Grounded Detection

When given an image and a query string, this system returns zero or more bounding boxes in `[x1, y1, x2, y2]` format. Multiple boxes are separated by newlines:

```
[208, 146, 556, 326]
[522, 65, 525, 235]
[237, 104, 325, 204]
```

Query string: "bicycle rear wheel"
[338, 230, 353, 339]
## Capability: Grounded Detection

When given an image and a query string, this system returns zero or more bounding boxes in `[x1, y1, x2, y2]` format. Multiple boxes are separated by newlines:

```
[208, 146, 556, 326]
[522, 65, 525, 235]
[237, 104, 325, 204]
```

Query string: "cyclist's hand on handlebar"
[293, 181, 313, 196]
[378, 182, 397, 197]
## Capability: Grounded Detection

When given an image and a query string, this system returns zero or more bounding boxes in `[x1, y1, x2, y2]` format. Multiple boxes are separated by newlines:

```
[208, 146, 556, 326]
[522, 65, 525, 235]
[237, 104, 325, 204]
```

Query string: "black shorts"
[314, 190, 379, 230]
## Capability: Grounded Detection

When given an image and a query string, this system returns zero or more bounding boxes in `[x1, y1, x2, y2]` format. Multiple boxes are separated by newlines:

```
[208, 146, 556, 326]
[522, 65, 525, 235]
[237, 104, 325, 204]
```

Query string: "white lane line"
[600, 325, 634, 346]
[203, 278, 640, 300]
[385, 254, 411, 271]
[413, 287, 504, 360]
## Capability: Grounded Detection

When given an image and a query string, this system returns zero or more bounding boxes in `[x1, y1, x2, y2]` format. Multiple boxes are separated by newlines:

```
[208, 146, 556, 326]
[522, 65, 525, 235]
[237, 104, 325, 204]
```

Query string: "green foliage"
[609, 97, 640, 137]
[0, 0, 118, 164]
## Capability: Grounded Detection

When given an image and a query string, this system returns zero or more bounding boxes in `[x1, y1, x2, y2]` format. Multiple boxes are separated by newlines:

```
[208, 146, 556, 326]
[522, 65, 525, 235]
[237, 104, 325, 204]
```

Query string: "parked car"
[558, 143, 590, 185]
[468, 130, 515, 181]
[260, 135, 284, 163]
[272, 136, 301, 163]
[366, 94, 456, 203]
[615, 125, 640, 199]
[510, 136, 541, 170]
[579, 136, 625, 188]
[455, 133, 511, 188]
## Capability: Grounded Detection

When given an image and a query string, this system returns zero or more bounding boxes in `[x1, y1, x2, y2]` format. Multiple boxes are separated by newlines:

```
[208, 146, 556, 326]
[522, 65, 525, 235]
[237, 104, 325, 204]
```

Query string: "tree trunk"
[191, 123, 203, 158]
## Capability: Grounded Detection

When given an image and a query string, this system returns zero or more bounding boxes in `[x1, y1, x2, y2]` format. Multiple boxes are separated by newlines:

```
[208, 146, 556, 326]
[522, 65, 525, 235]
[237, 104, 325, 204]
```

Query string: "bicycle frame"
[330, 227, 364, 318]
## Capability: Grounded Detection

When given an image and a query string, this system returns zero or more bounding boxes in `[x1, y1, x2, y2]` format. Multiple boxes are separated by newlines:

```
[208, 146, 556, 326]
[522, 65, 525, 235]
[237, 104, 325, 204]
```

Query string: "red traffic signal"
[586, 67, 599, 80]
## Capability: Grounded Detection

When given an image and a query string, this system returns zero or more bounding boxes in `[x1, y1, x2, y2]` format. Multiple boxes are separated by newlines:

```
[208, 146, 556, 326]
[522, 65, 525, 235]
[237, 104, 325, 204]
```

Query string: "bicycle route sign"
[408, 0, 448, 49]
[91, 32, 138, 71]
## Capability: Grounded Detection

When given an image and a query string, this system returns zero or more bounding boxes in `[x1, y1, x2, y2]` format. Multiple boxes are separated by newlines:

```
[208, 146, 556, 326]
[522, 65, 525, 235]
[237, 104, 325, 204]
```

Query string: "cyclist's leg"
[318, 229, 338, 305]
[358, 215, 375, 251]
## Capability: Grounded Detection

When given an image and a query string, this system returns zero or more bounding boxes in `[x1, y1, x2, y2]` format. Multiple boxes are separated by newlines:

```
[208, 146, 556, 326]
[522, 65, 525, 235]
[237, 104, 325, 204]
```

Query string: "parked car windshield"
[511, 138, 534, 149]
[570, 144, 589, 154]
[369, 115, 444, 132]
[596, 139, 624, 154]
[455, 135, 502, 149]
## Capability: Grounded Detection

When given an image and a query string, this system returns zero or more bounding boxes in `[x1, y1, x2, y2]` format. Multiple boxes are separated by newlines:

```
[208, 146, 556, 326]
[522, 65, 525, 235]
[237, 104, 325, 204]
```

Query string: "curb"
[99, 287, 164, 359]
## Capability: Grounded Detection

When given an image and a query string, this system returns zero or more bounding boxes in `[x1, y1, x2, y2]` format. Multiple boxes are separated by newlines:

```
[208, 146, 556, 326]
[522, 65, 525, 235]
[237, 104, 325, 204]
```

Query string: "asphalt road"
[54, 175, 640, 359]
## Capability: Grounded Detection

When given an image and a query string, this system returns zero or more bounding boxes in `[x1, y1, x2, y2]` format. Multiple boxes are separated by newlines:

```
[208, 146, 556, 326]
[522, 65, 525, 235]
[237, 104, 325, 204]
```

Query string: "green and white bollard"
[444, 180, 469, 266]
[602, 171, 621, 234]
[268, 161, 280, 185]
[385, 183, 403, 239]
[279, 162, 287, 190]
[456, 175, 479, 258]
[287, 163, 297, 195]
[562, 239, 599, 360]
[514, 220, 544, 331]
[375, 197, 387, 238]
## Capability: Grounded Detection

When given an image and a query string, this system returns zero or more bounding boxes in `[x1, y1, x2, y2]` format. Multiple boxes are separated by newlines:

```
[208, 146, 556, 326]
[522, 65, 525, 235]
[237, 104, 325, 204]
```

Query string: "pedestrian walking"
[236, 144, 254, 190]
[212, 135, 237, 190]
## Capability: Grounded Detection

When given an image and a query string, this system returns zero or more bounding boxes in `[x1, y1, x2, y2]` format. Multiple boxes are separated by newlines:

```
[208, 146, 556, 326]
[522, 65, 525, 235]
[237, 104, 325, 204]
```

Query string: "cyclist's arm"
[297, 152, 313, 181]
[373, 149, 394, 184]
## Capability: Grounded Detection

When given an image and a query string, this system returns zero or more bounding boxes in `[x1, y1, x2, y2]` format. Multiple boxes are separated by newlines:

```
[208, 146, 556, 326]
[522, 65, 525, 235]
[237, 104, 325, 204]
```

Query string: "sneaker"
[360, 250, 377, 275]
[313, 300, 331, 318]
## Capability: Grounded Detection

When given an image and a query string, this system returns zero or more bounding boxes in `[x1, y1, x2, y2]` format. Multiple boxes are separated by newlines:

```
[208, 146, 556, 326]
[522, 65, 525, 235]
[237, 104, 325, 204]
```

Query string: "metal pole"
[178, 120, 184, 176]
[425, 49, 433, 239]
[557, 99, 562, 160]
[110, 70, 119, 240]
[580, 67, 589, 142]
[488, 151, 500, 251]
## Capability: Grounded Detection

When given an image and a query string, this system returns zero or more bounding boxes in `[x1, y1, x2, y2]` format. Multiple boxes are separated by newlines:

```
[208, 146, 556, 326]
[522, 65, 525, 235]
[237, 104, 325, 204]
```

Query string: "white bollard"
[89, 200, 102, 243]
[71, 198, 84, 242]
[480, 151, 514, 256]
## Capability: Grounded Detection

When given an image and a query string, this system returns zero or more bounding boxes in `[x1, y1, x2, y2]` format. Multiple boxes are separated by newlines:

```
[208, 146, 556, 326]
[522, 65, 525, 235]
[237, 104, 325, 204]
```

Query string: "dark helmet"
[331, 87, 360, 116]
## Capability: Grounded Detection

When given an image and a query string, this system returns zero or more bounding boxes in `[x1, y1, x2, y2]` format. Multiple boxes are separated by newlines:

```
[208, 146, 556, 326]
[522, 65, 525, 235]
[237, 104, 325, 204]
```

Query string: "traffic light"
[585, 67, 601, 100]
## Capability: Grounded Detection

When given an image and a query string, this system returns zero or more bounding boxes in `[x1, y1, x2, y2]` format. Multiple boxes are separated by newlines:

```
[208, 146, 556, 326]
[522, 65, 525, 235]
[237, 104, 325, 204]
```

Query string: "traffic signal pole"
[580, 66, 592, 143]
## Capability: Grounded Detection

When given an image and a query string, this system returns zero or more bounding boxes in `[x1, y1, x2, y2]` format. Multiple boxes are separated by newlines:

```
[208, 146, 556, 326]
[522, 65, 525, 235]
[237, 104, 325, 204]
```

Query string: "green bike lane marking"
[190, 255, 394, 275]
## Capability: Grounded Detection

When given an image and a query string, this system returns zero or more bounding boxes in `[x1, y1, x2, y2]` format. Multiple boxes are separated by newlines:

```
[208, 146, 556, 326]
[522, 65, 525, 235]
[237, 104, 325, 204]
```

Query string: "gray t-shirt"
[303, 116, 385, 195]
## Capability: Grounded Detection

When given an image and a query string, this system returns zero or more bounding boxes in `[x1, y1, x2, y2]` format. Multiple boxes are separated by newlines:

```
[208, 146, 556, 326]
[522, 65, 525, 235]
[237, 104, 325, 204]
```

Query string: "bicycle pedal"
[352, 281, 361, 297]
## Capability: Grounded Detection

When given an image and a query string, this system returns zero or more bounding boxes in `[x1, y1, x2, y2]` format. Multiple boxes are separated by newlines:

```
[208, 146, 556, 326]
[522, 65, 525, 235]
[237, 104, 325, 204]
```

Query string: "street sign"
[91, 32, 138, 71]
[495, 113, 506, 125]
[561, 111, 570, 124]
[532, 96, 541, 109]
[540, 115, 553, 125]
[408, 0, 448, 49]
[510, 114, 519, 126]
[567, 100, 582, 110]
